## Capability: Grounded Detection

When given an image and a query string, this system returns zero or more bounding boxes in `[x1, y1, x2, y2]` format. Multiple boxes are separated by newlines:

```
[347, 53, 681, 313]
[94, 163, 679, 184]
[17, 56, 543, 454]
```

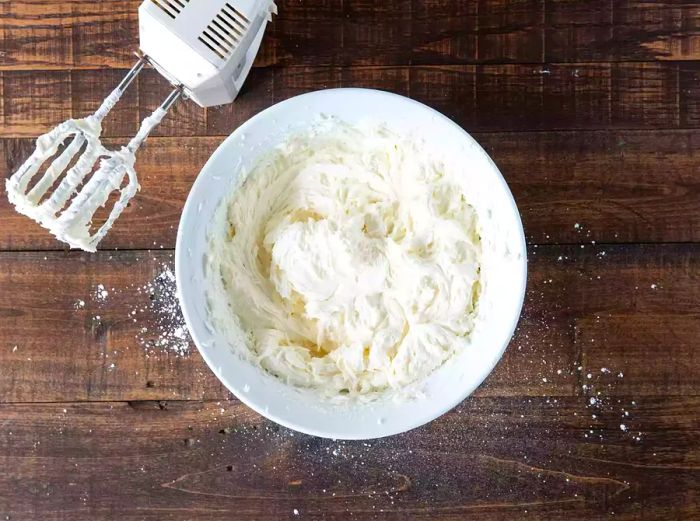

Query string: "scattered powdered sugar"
[132, 265, 191, 356]
[580, 367, 643, 442]
[518, 230, 645, 445]
[93, 284, 109, 302]
[81, 258, 191, 357]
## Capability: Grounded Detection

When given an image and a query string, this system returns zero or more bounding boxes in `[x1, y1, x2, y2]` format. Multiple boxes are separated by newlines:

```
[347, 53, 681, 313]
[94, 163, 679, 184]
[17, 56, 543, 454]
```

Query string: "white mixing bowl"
[176, 88, 527, 439]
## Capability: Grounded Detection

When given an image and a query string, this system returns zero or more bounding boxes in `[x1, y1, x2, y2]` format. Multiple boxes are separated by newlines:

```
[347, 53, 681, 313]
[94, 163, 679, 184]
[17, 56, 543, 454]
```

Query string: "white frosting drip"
[207, 121, 483, 396]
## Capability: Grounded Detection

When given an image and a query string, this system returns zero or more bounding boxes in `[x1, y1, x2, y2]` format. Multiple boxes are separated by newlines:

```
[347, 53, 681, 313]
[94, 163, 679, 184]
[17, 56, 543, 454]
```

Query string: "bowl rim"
[176, 88, 528, 439]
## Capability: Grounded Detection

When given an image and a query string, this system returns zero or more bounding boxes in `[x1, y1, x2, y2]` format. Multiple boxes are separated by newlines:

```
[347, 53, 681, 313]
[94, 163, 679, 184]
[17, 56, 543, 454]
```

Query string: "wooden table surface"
[1, 1, 699, 519]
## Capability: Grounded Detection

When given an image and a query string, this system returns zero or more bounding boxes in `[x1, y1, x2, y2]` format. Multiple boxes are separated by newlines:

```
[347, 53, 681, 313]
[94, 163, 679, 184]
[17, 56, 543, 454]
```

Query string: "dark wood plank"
[0, 0, 139, 70]
[474, 64, 547, 129]
[410, 0, 479, 64]
[3, 1, 700, 71]
[580, 315, 699, 398]
[3, 128, 699, 250]
[0, 63, 691, 139]
[344, 0, 413, 66]
[534, 244, 700, 398]
[409, 65, 476, 125]
[541, 64, 612, 128]
[0, 251, 225, 403]
[544, 0, 614, 63]
[0, 70, 72, 137]
[0, 245, 696, 403]
[487, 129, 700, 245]
[546, 0, 700, 63]
[612, 62, 679, 128]
[679, 61, 700, 128]
[261, 0, 345, 68]
[0, 0, 76, 71]
[475, 0, 545, 63]
[0, 396, 698, 520]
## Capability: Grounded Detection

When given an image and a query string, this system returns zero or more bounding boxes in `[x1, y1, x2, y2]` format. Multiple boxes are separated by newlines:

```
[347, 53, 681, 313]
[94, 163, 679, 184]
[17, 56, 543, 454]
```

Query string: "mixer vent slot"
[198, 2, 251, 59]
[150, 0, 189, 19]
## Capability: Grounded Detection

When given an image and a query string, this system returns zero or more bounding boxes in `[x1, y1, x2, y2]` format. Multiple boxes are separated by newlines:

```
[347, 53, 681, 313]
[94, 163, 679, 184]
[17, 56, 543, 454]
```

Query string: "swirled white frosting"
[207, 121, 482, 396]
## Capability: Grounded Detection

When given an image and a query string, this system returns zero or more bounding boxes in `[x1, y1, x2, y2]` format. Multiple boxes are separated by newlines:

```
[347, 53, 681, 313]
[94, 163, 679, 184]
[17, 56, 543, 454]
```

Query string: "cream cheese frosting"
[207, 121, 482, 396]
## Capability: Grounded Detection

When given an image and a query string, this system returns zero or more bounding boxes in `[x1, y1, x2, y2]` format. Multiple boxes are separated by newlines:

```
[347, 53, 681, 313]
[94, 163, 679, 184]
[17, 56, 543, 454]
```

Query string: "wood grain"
[0, 251, 223, 403]
[545, 0, 700, 62]
[1, 1, 700, 519]
[0, 70, 72, 137]
[612, 62, 679, 128]
[0, 0, 139, 70]
[0, 245, 696, 403]
[3, 1, 700, 70]
[0, 62, 695, 141]
[0, 396, 698, 520]
[3, 128, 699, 250]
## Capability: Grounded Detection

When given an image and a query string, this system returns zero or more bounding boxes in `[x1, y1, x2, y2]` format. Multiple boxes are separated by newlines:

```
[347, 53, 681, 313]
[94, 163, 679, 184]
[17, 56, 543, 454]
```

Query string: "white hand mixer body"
[6, 0, 276, 252]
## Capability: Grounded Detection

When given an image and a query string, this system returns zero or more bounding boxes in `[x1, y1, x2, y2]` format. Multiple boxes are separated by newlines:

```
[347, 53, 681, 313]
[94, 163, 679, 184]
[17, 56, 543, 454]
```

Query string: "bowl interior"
[176, 88, 527, 439]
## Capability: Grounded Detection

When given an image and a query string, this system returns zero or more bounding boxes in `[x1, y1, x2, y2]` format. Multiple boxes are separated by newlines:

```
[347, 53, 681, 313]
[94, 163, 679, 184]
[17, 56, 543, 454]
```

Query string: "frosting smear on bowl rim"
[206, 120, 483, 398]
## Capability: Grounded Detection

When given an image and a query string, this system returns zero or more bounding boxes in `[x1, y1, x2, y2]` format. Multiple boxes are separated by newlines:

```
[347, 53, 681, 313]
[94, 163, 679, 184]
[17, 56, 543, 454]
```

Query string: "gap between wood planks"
[2, 60, 700, 72]
[1, 241, 700, 254]
[0, 394, 695, 405]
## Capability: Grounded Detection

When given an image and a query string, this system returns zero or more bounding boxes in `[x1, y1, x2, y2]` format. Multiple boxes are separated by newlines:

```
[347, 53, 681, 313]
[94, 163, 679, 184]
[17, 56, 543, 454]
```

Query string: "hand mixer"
[6, 0, 277, 252]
